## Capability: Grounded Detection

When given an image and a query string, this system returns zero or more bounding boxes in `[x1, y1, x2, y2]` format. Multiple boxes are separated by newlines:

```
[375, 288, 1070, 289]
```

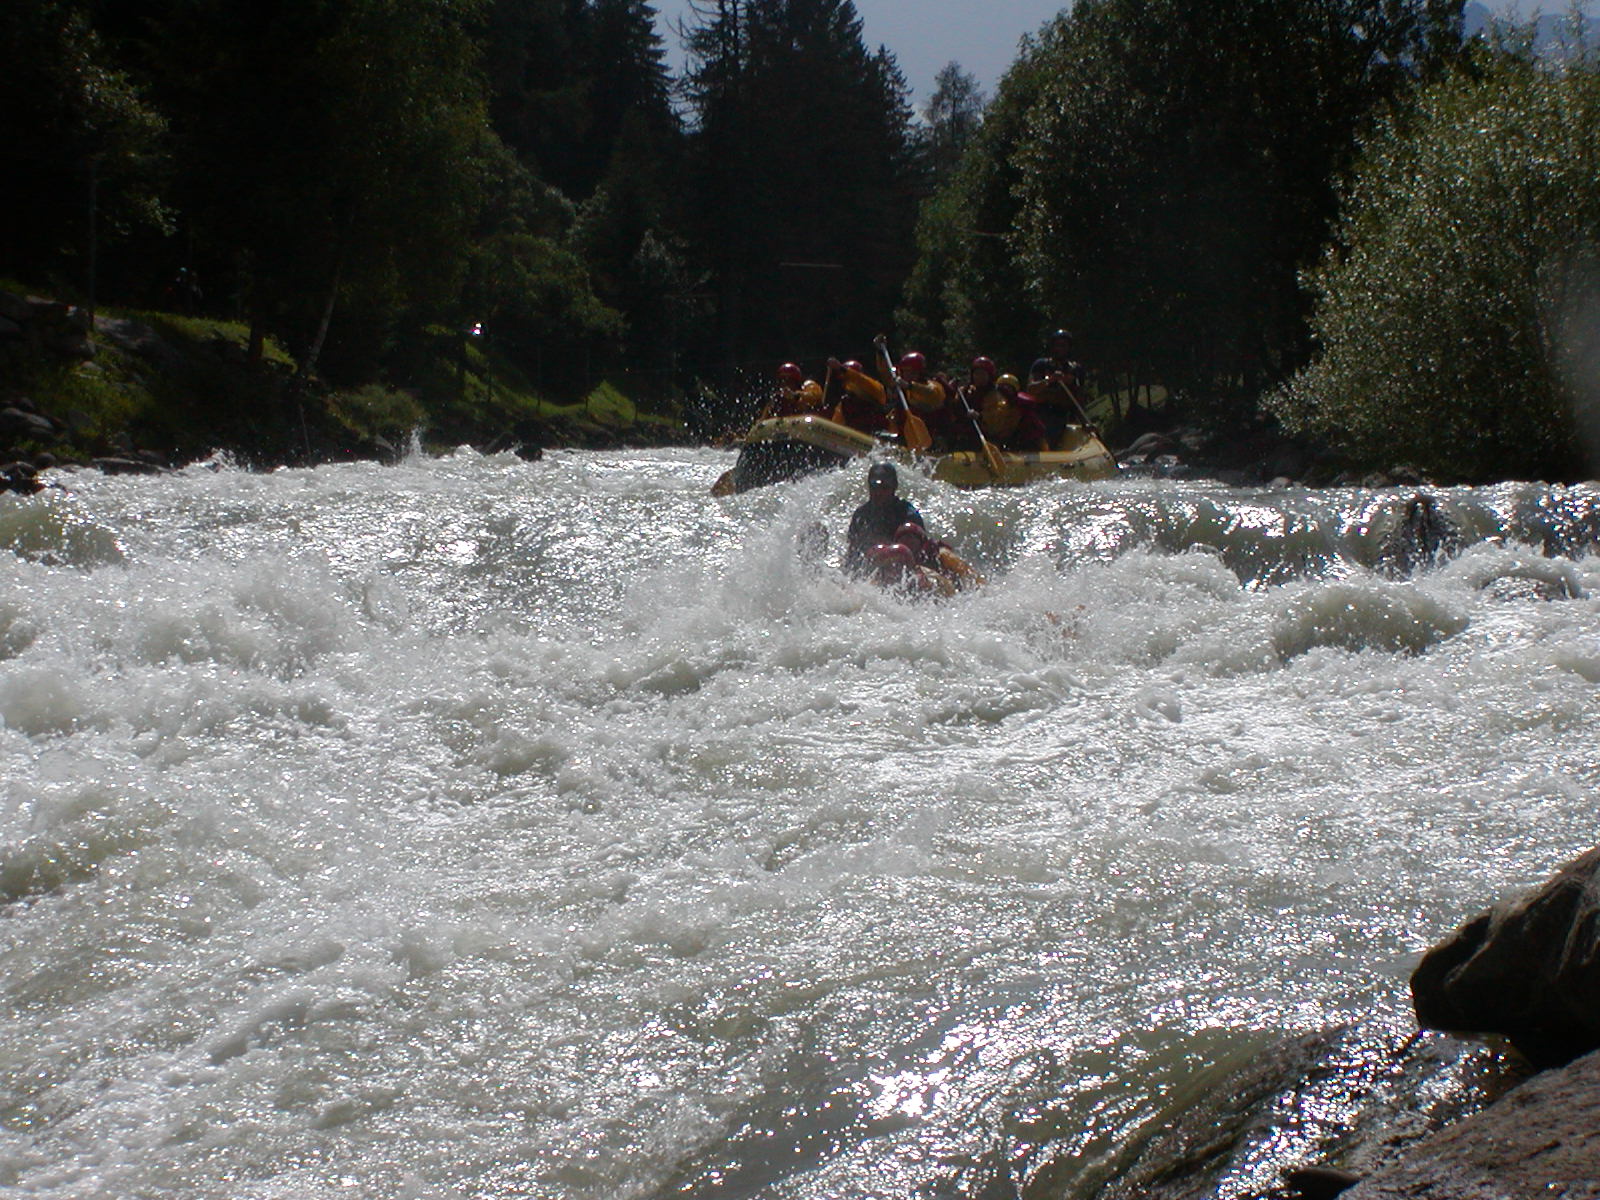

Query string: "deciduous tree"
[1269, 48, 1600, 481]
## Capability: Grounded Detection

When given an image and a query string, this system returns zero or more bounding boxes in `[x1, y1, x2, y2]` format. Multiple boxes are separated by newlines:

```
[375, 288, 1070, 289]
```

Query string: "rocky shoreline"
[1124, 848, 1600, 1200]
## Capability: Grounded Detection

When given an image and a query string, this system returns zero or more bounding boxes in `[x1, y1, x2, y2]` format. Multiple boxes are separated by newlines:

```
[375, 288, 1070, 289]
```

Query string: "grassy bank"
[0, 290, 690, 470]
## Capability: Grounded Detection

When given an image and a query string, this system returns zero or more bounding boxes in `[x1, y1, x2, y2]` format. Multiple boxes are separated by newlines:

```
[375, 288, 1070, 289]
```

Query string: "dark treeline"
[900, 0, 1468, 425]
[0, 0, 940, 416]
[6, 0, 1600, 478]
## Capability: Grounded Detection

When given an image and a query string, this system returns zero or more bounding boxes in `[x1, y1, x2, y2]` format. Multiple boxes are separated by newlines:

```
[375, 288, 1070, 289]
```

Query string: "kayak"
[710, 414, 1118, 495]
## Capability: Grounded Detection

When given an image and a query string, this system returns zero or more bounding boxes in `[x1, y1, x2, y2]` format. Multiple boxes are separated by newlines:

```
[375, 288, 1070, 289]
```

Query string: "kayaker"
[893, 521, 984, 595]
[843, 461, 924, 575]
[827, 358, 892, 434]
[1028, 329, 1091, 447]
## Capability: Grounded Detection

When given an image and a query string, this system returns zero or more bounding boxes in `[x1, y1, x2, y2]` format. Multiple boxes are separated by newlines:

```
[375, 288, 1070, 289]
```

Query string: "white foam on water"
[0, 452, 1594, 1198]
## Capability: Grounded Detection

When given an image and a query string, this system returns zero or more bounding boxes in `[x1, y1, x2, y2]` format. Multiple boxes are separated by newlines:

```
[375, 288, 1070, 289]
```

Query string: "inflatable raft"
[710, 414, 1118, 495]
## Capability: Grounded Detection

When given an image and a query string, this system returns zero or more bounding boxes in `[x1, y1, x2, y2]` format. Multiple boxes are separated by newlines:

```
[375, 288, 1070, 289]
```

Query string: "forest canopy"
[5, 0, 1598, 478]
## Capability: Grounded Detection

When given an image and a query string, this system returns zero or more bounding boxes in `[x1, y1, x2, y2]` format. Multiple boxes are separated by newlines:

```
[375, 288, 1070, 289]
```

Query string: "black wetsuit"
[843, 496, 924, 575]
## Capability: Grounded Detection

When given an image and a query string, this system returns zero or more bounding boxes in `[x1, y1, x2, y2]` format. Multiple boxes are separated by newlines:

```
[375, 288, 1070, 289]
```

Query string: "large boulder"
[1411, 846, 1600, 1068]
[1340, 1048, 1600, 1199]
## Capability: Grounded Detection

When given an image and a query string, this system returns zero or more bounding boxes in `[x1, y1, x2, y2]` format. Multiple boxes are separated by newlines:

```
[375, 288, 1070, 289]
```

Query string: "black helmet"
[867, 461, 898, 488]
[1049, 328, 1073, 346]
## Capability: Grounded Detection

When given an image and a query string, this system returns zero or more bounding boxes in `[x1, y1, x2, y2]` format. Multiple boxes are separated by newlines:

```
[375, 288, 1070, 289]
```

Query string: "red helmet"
[777, 362, 803, 386]
[868, 542, 915, 570]
[898, 352, 927, 376]
[843, 360, 865, 375]
[894, 521, 935, 565]
[971, 356, 996, 382]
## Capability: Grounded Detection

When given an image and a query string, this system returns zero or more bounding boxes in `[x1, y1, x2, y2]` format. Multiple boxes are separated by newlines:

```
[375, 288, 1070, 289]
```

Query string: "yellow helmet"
[997, 373, 1021, 392]
[800, 380, 824, 404]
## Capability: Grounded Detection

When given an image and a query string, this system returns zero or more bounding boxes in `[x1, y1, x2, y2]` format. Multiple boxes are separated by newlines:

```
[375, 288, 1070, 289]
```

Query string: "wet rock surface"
[1341, 1049, 1600, 1200]
[1412, 846, 1600, 1069]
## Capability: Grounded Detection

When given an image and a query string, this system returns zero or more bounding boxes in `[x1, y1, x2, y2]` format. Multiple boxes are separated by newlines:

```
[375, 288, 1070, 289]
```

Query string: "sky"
[650, 0, 1596, 111]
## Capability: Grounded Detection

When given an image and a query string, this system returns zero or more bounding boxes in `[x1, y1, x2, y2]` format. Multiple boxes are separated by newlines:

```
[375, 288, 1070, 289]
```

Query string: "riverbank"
[0, 288, 691, 483]
[1050, 847, 1600, 1200]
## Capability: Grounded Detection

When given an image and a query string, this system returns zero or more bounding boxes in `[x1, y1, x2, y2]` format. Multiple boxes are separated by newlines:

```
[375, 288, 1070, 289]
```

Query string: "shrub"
[1270, 50, 1600, 481]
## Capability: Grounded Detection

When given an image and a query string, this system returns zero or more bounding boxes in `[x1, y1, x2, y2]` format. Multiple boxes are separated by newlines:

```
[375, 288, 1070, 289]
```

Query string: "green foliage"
[1013, 0, 1465, 415]
[683, 0, 921, 375]
[897, 30, 1057, 369]
[1269, 50, 1600, 481]
[921, 61, 985, 180]
[900, 0, 1467, 420]
[0, 0, 169, 289]
[328, 384, 426, 443]
[582, 380, 636, 426]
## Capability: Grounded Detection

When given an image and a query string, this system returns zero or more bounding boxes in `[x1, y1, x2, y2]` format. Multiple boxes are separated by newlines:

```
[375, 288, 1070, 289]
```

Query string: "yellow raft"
[710, 414, 1118, 495]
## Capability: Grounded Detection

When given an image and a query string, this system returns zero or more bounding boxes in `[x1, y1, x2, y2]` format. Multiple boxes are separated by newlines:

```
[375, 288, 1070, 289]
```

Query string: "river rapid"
[0, 447, 1595, 1199]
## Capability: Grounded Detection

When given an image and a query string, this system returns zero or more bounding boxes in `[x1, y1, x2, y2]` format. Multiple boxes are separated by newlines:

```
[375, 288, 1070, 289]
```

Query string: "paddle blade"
[982, 441, 1006, 477]
[902, 411, 933, 452]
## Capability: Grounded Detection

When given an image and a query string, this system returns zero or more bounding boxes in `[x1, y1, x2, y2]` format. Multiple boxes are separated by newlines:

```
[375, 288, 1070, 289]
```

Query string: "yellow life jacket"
[979, 392, 1021, 440]
[775, 381, 825, 416]
[903, 379, 946, 414]
[838, 363, 886, 407]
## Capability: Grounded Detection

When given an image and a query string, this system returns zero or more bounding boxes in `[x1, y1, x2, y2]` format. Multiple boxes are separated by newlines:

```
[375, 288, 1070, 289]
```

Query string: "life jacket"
[774, 380, 825, 417]
[902, 379, 947, 415]
[832, 363, 890, 432]
[979, 392, 1022, 440]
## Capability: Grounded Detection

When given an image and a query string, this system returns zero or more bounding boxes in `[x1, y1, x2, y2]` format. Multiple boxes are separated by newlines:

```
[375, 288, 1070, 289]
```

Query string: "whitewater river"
[0, 447, 1595, 1199]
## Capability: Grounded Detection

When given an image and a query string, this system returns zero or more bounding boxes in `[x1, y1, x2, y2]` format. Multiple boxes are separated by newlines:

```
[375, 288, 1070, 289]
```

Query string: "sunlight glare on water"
[0, 448, 1594, 1199]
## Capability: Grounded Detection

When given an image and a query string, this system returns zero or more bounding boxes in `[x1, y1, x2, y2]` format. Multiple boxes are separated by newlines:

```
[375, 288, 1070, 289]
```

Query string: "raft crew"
[843, 461, 923, 575]
[768, 329, 1089, 449]
[895, 351, 956, 449]
[760, 361, 826, 420]
[826, 358, 892, 434]
[1027, 329, 1091, 446]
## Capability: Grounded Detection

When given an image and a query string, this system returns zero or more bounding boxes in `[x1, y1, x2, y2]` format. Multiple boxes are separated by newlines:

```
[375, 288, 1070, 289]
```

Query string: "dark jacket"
[844, 496, 924, 574]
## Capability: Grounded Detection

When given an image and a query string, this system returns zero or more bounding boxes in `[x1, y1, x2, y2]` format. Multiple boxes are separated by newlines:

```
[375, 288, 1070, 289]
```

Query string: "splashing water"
[0, 449, 1594, 1199]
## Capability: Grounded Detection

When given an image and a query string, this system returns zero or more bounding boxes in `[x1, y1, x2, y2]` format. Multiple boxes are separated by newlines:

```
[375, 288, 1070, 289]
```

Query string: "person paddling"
[843, 462, 923, 576]
[1028, 329, 1092, 447]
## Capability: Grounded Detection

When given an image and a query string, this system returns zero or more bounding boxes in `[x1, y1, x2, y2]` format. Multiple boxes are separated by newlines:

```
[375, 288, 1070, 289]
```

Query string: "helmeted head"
[777, 362, 803, 387]
[997, 373, 1021, 396]
[800, 379, 824, 405]
[866, 541, 917, 585]
[1048, 329, 1073, 354]
[867, 461, 898, 496]
[843, 360, 865, 375]
[894, 521, 936, 566]
[971, 356, 996, 386]
[898, 351, 927, 380]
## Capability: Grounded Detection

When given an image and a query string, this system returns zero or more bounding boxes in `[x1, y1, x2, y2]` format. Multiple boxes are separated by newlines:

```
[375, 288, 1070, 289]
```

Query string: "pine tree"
[922, 61, 984, 181]
[683, 0, 919, 376]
